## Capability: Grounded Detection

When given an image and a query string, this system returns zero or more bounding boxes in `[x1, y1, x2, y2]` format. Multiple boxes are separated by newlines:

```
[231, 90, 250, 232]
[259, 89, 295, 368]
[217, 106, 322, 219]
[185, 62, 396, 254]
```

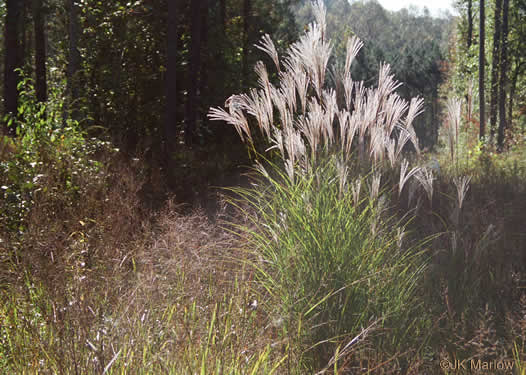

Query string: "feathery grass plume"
[451, 175, 471, 227]
[208, 99, 251, 143]
[278, 70, 297, 113]
[240, 89, 271, 138]
[268, 127, 285, 159]
[395, 127, 412, 161]
[387, 138, 397, 167]
[337, 109, 350, 154]
[415, 167, 434, 203]
[322, 89, 337, 145]
[271, 83, 292, 131]
[209, 0, 427, 188]
[255, 34, 280, 73]
[453, 175, 471, 211]
[351, 178, 362, 205]
[334, 35, 363, 110]
[312, 0, 327, 41]
[344, 36, 363, 79]
[384, 94, 408, 136]
[342, 72, 354, 111]
[370, 172, 382, 201]
[446, 98, 462, 163]
[399, 158, 421, 196]
[404, 97, 425, 153]
[396, 227, 406, 250]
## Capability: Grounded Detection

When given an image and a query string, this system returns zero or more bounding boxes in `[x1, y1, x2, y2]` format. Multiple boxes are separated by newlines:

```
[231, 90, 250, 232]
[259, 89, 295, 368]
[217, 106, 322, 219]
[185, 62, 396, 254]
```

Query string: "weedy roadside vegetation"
[1, 1, 525, 373]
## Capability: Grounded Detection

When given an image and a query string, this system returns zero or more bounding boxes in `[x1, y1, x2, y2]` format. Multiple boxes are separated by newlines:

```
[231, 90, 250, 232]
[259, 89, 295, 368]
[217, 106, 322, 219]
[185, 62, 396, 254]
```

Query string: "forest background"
[0, 0, 525, 373]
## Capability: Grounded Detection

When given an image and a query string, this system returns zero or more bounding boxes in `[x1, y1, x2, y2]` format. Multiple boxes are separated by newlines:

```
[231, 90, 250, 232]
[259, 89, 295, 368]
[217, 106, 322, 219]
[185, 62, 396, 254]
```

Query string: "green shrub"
[0, 72, 113, 234]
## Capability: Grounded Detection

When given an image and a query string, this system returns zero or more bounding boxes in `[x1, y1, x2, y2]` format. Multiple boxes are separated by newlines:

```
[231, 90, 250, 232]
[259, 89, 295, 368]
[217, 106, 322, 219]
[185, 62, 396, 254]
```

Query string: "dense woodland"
[1, 1, 524, 157]
[1, 0, 526, 373]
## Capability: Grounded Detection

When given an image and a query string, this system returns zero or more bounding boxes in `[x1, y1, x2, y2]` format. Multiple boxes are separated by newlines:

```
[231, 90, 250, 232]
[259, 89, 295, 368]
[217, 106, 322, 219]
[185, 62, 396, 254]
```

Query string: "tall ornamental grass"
[210, 1, 431, 369]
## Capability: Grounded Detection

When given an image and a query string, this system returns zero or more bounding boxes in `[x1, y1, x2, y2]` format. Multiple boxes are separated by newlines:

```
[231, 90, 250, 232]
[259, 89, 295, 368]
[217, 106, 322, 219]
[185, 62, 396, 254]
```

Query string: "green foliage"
[0, 72, 112, 234]
[446, 0, 526, 147]
[230, 158, 427, 368]
[210, 3, 435, 369]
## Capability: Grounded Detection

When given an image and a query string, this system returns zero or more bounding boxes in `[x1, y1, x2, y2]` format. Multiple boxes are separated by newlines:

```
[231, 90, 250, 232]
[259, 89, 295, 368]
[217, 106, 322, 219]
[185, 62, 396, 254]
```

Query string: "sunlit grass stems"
[227, 156, 428, 369]
[209, 0, 433, 369]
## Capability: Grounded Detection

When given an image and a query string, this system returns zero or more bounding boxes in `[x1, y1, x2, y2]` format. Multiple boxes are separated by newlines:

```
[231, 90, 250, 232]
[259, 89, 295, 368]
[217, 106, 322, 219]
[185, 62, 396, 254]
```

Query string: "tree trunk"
[33, 0, 47, 104]
[185, 0, 202, 146]
[4, 0, 22, 135]
[200, 0, 209, 129]
[508, 61, 525, 127]
[467, 0, 473, 48]
[432, 87, 438, 147]
[489, 0, 502, 142]
[497, 0, 509, 151]
[242, 0, 251, 89]
[220, 0, 226, 33]
[479, 0, 486, 140]
[67, 0, 81, 122]
[217, 0, 226, 96]
[20, 1, 28, 72]
[165, 0, 178, 150]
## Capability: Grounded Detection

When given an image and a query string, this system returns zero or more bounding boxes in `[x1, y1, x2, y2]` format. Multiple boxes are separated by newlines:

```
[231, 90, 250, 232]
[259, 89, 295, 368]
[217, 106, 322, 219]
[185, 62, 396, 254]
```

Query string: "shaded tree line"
[2, 0, 298, 158]
[453, 0, 526, 150]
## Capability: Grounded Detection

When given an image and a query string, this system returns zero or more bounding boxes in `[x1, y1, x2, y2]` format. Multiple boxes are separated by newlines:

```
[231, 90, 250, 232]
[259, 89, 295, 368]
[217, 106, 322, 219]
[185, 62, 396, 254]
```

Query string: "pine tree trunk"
[185, 0, 202, 146]
[67, 0, 81, 121]
[489, 0, 502, 142]
[479, 0, 486, 140]
[165, 0, 178, 150]
[242, 0, 251, 89]
[200, 0, 209, 126]
[20, 1, 28, 71]
[4, 0, 22, 135]
[497, 0, 509, 151]
[33, 0, 47, 104]
[220, 0, 226, 33]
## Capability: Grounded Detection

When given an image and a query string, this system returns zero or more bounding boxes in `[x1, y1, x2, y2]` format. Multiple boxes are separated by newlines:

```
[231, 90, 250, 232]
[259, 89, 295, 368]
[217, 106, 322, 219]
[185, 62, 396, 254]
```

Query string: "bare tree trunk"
[200, 0, 209, 131]
[489, 0, 502, 142]
[4, 0, 22, 135]
[242, 0, 251, 89]
[67, 0, 81, 122]
[33, 0, 47, 104]
[497, 0, 509, 151]
[185, 0, 202, 146]
[432, 87, 438, 147]
[165, 0, 178, 151]
[20, 1, 28, 71]
[479, 0, 486, 140]
[221, 0, 226, 30]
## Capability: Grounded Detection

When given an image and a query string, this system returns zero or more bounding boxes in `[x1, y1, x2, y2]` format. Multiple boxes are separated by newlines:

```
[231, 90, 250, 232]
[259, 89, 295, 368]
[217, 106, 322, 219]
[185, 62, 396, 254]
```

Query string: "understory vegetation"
[1, 1, 525, 374]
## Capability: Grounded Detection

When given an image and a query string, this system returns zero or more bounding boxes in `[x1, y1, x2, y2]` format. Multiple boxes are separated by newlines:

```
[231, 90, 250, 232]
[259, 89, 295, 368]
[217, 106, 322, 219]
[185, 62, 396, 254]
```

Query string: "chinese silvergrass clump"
[210, 1, 431, 370]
